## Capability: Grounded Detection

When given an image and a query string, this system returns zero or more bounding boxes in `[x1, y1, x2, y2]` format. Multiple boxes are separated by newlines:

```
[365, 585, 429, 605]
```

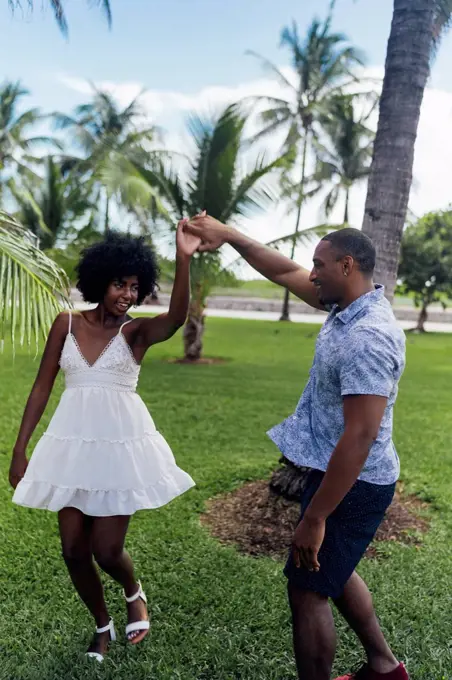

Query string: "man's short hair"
[322, 228, 376, 276]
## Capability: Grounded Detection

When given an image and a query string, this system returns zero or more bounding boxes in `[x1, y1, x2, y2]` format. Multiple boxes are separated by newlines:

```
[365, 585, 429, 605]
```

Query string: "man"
[185, 215, 409, 680]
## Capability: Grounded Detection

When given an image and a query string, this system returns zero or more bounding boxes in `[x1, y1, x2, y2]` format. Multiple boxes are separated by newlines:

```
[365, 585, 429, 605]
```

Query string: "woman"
[9, 221, 200, 662]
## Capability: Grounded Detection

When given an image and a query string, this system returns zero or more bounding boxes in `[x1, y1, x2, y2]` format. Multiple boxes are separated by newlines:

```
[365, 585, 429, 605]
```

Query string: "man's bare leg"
[288, 583, 337, 680]
[333, 572, 399, 674]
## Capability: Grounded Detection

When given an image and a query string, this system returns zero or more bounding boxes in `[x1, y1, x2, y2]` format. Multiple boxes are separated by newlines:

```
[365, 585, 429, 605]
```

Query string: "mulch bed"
[201, 480, 430, 560]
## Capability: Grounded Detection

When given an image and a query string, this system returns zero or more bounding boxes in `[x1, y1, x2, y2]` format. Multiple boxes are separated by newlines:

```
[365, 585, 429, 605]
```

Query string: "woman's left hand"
[176, 217, 202, 258]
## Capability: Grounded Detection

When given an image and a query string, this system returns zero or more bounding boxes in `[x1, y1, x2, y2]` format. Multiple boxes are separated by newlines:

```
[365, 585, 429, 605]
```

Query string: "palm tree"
[137, 104, 285, 362]
[9, 156, 95, 249]
[249, 11, 365, 320]
[0, 211, 71, 353]
[0, 80, 58, 196]
[8, 1, 112, 36]
[54, 87, 159, 233]
[314, 94, 375, 224]
[361, 0, 452, 301]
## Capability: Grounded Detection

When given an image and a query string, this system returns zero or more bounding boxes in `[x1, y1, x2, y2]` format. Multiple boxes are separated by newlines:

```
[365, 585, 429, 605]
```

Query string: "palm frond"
[187, 104, 246, 216]
[267, 222, 343, 248]
[49, 0, 68, 35]
[53, 113, 97, 153]
[93, 0, 112, 27]
[22, 135, 64, 151]
[0, 211, 71, 353]
[119, 89, 148, 122]
[8, 179, 51, 238]
[246, 51, 295, 90]
[8, 0, 112, 36]
[224, 223, 342, 272]
[99, 154, 174, 226]
[432, 0, 452, 52]
[118, 126, 160, 152]
[133, 161, 187, 220]
[8, 107, 42, 133]
[323, 185, 340, 217]
[222, 152, 287, 222]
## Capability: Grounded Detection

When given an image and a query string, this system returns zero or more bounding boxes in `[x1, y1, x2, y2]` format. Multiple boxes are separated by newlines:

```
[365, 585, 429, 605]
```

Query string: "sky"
[3, 0, 452, 271]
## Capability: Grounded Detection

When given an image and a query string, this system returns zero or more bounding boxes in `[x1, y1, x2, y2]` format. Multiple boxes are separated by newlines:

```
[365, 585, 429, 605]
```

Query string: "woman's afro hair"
[76, 232, 159, 305]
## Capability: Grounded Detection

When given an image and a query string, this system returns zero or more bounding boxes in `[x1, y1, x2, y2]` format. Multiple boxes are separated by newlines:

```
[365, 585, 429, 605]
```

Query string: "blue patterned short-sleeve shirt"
[267, 286, 406, 485]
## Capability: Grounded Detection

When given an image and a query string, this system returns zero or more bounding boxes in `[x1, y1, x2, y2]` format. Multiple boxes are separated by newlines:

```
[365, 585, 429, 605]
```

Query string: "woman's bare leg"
[58, 508, 111, 656]
[91, 515, 149, 643]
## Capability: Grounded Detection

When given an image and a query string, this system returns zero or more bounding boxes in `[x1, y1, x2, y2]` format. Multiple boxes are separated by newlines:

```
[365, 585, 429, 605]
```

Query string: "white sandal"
[85, 618, 116, 663]
[124, 581, 150, 642]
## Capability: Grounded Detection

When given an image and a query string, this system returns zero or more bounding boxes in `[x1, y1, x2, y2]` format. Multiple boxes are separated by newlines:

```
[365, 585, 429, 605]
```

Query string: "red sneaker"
[334, 663, 409, 680]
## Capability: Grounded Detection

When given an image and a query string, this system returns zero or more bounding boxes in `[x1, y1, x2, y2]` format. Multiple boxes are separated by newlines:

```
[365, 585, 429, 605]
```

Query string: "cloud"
[59, 67, 452, 272]
[58, 71, 287, 118]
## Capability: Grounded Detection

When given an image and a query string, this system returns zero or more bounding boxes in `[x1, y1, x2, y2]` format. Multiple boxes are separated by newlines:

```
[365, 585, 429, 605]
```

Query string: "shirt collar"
[333, 284, 385, 325]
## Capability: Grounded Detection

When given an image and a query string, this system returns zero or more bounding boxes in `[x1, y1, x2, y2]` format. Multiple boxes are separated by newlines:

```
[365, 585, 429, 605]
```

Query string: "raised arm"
[185, 215, 324, 310]
[138, 220, 201, 348]
[9, 312, 68, 489]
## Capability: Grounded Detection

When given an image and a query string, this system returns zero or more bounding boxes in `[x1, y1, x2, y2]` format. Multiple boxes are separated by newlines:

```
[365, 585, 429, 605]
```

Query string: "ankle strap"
[124, 581, 147, 604]
[96, 619, 113, 634]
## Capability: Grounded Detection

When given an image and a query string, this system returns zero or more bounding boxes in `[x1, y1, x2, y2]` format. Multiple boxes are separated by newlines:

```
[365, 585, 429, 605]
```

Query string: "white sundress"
[13, 312, 195, 516]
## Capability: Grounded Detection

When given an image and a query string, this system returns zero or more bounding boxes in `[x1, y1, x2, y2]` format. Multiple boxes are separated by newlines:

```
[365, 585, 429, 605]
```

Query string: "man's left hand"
[292, 515, 326, 572]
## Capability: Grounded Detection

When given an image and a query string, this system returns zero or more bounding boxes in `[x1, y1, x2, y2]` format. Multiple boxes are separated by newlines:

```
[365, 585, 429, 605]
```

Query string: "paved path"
[73, 302, 452, 334]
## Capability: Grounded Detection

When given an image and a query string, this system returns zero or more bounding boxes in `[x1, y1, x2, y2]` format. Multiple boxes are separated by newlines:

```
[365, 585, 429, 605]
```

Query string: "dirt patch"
[201, 480, 430, 561]
[168, 357, 229, 365]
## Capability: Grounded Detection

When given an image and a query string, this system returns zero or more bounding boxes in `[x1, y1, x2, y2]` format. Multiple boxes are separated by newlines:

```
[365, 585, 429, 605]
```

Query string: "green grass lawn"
[0, 319, 451, 680]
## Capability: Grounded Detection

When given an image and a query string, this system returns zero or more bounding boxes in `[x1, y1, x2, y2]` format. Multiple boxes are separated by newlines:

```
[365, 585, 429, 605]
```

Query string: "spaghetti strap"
[68, 310, 72, 335]
[119, 318, 134, 333]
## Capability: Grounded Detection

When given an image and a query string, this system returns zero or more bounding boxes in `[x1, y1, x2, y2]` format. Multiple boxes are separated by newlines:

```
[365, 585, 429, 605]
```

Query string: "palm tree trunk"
[280, 130, 310, 322]
[416, 301, 428, 332]
[344, 188, 350, 224]
[361, 0, 435, 302]
[279, 196, 303, 321]
[269, 456, 311, 501]
[105, 193, 110, 233]
[183, 289, 205, 361]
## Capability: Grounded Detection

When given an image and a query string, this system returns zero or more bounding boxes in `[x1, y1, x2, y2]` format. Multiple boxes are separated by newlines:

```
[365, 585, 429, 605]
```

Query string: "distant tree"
[54, 87, 159, 233]
[9, 156, 95, 249]
[140, 103, 285, 362]
[249, 9, 365, 320]
[314, 94, 376, 223]
[0, 80, 59, 197]
[397, 210, 452, 331]
[44, 223, 103, 283]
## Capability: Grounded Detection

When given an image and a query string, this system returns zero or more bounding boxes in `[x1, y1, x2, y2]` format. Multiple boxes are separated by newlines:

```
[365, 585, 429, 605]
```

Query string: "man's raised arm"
[185, 215, 323, 310]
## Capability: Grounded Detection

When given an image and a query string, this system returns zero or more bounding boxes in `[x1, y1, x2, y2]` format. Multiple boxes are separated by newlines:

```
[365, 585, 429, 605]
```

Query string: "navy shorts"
[284, 469, 396, 599]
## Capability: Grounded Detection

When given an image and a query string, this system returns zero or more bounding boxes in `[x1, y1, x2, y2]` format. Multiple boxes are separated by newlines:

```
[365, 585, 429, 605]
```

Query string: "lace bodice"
[59, 314, 140, 392]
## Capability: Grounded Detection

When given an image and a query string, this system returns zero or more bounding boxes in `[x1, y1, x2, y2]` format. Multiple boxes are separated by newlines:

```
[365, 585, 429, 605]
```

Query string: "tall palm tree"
[9, 156, 95, 249]
[8, 1, 112, 36]
[136, 104, 286, 362]
[249, 12, 365, 320]
[54, 87, 159, 233]
[314, 94, 375, 224]
[0, 80, 58, 196]
[0, 211, 71, 353]
[362, 0, 452, 300]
